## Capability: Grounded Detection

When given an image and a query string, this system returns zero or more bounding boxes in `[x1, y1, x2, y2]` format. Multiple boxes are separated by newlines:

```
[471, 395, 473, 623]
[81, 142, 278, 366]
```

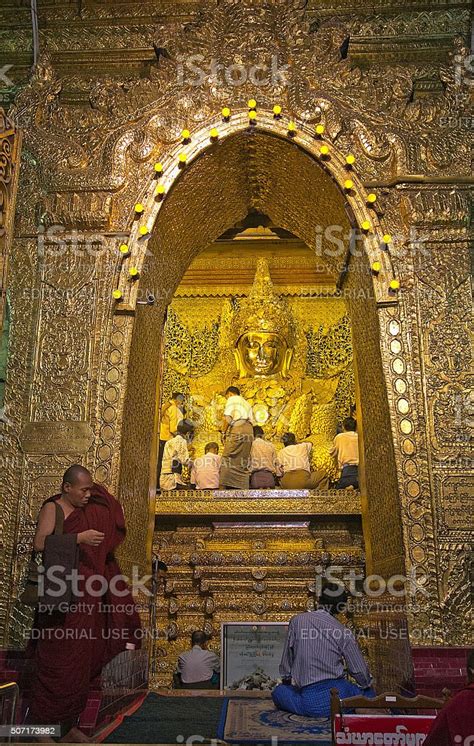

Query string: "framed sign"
[220, 622, 288, 691]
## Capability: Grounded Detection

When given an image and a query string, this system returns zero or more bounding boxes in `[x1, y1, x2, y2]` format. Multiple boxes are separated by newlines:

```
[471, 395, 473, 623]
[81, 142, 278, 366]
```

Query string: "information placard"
[221, 622, 288, 691]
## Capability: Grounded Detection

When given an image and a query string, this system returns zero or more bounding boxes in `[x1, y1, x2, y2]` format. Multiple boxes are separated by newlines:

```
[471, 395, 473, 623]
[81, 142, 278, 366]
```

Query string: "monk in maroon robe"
[424, 649, 474, 746]
[28, 465, 141, 741]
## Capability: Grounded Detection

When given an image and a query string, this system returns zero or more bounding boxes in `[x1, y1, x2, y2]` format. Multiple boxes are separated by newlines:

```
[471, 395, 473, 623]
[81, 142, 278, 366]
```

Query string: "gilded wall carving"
[0, 0, 472, 655]
[0, 109, 22, 641]
[0, 108, 20, 355]
[405, 188, 473, 645]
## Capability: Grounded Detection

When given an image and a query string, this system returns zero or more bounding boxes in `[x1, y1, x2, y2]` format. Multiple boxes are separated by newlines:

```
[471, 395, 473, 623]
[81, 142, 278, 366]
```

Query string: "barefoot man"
[28, 465, 141, 742]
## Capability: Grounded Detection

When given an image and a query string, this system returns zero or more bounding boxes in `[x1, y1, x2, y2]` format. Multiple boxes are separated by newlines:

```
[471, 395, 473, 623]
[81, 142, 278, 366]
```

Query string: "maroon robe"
[28, 484, 142, 725]
[424, 682, 474, 746]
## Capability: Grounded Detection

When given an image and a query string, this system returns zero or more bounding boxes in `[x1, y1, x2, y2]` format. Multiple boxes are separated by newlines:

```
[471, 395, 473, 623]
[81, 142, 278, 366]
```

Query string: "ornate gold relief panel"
[0, 109, 20, 329]
[2, 0, 472, 652]
[29, 244, 98, 422]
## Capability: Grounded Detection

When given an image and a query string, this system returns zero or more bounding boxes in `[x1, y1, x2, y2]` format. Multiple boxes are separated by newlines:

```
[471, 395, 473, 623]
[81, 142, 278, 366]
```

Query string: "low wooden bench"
[330, 689, 445, 746]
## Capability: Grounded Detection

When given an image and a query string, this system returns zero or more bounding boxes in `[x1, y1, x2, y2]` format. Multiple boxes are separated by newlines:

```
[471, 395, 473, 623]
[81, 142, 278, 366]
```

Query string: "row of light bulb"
[112, 103, 400, 300]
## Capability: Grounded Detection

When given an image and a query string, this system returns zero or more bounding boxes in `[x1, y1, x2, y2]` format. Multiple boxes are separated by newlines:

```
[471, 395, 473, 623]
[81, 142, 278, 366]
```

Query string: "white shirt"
[277, 442, 312, 475]
[330, 431, 359, 469]
[250, 438, 278, 473]
[191, 453, 222, 489]
[160, 434, 189, 490]
[177, 645, 220, 684]
[224, 395, 253, 423]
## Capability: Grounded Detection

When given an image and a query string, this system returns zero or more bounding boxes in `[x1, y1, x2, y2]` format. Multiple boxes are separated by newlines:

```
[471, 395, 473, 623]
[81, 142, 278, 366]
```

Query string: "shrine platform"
[155, 488, 361, 516]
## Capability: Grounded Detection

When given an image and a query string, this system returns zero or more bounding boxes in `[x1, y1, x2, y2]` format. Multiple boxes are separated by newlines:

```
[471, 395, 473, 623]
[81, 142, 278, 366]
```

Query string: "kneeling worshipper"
[190, 442, 221, 489]
[277, 432, 329, 490]
[249, 425, 278, 488]
[176, 630, 220, 689]
[26, 465, 141, 742]
[330, 416, 359, 490]
[159, 420, 195, 491]
[219, 386, 254, 489]
[272, 582, 375, 718]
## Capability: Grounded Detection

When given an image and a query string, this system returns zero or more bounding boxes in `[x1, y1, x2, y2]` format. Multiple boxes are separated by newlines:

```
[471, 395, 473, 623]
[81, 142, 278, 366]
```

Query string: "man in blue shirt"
[272, 582, 375, 718]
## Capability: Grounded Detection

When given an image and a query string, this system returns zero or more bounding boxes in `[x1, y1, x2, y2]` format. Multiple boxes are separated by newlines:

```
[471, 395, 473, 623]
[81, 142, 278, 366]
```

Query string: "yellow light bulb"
[155, 184, 165, 196]
[288, 121, 296, 133]
[383, 233, 392, 244]
[112, 289, 122, 300]
[119, 243, 129, 254]
[273, 104, 282, 115]
[210, 128, 219, 139]
[315, 124, 325, 135]
[129, 267, 139, 277]
[134, 203, 144, 213]
[344, 179, 354, 190]
[248, 110, 257, 121]
[390, 279, 400, 291]
[139, 225, 148, 236]
[222, 107, 231, 118]
[367, 193, 377, 204]
[248, 98, 257, 109]
[361, 220, 371, 232]
[320, 144, 329, 156]
[178, 152, 187, 163]
[346, 154, 355, 165]
[371, 261, 381, 273]
[154, 162, 163, 173]
[181, 129, 190, 140]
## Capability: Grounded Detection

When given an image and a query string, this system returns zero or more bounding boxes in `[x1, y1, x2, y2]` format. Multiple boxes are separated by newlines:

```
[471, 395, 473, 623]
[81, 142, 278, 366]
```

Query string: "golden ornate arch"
[111, 111, 397, 310]
[1, 0, 471, 653]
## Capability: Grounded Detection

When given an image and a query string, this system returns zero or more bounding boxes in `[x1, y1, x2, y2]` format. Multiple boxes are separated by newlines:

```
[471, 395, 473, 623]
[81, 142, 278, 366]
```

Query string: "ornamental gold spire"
[232, 258, 296, 347]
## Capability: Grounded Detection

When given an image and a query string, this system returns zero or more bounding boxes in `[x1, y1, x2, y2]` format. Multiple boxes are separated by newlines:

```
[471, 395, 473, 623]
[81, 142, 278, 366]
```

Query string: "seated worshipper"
[28, 465, 141, 742]
[249, 425, 278, 488]
[272, 582, 374, 718]
[219, 386, 254, 489]
[176, 630, 220, 689]
[330, 416, 359, 490]
[190, 442, 221, 490]
[424, 648, 474, 746]
[160, 421, 194, 491]
[277, 432, 329, 490]
[157, 392, 185, 481]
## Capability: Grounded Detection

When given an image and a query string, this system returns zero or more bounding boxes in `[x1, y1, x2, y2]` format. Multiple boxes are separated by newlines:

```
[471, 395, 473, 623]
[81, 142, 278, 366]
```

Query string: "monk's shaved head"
[62, 464, 91, 489]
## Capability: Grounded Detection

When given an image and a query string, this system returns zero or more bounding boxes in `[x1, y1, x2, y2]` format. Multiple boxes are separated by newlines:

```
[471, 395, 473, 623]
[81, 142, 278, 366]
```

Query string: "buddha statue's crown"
[232, 258, 296, 346]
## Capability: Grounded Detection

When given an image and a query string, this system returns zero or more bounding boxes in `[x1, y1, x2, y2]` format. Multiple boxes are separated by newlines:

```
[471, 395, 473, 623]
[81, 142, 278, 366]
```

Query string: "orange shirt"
[159, 401, 183, 441]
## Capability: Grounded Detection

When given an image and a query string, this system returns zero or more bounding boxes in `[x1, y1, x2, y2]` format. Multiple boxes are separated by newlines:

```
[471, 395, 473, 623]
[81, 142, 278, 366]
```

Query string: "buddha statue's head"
[232, 259, 295, 379]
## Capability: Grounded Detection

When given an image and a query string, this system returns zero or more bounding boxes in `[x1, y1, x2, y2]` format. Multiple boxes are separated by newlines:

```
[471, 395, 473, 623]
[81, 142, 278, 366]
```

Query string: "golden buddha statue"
[188, 259, 341, 481]
[233, 259, 294, 380]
